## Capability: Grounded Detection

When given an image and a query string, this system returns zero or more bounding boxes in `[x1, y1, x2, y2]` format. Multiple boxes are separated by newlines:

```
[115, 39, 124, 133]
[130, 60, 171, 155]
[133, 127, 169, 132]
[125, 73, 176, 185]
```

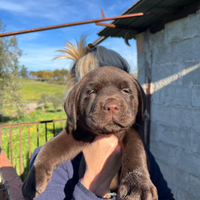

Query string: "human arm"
[82, 135, 122, 198]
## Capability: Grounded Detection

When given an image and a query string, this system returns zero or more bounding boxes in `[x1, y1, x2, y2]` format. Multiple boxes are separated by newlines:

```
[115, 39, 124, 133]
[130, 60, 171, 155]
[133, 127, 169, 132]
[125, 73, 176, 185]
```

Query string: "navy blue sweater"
[30, 145, 174, 200]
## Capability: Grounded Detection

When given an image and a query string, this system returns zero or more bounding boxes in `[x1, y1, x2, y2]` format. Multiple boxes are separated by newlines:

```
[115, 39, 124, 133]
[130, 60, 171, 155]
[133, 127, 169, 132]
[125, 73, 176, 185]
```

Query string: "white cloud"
[17, 32, 41, 42]
[0, 0, 80, 22]
[0, 0, 112, 23]
[19, 44, 72, 71]
[0, 1, 26, 12]
[1, 0, 136, 24]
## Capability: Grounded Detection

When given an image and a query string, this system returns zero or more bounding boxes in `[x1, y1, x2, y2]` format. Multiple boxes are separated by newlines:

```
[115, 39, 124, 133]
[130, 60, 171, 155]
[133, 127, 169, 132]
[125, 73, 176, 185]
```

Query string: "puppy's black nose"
[104, 102, 119, 115]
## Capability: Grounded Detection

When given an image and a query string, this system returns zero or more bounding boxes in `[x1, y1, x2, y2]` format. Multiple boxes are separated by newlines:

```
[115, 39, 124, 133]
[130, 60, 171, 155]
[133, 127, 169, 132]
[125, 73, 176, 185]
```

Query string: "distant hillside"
[20, 79, 66, 102]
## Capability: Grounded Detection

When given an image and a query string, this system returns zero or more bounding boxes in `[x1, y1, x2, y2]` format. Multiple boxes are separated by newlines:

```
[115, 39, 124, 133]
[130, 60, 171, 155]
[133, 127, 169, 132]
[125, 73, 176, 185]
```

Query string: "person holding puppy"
[29, 35, 174, 200]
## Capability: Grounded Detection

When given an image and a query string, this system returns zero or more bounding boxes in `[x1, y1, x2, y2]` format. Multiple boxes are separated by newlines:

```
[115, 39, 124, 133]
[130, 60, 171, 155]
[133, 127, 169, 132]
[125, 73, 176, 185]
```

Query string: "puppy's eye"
[88, 90, 96, 95]
[122, 88, 131, 94]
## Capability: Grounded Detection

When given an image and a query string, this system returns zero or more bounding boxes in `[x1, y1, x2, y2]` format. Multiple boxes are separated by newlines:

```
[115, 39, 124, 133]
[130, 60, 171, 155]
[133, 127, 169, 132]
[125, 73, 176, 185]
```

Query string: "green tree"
[50, 95, 62, 111]
[60, 69, 68, 79]
[37, 70, 43, 78]
[20, 65, 28, 78]
[0, 20, 23, 116]
[46, 71, 54, 78]
[38, 93, 50, 111]
[53, 69, 61, 79]
[4, 69, 23, 115]
[29, 71, 38, 78]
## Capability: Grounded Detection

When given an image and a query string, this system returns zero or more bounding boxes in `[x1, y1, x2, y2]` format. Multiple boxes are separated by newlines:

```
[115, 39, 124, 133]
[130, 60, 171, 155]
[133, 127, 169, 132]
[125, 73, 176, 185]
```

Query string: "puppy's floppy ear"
[132, 78, 146, 126]
[64, 82, 82, 131]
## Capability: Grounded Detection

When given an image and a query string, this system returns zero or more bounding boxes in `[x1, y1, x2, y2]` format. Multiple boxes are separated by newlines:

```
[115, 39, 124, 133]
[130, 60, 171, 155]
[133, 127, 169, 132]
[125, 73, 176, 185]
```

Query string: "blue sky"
[0, 0, 138, 73]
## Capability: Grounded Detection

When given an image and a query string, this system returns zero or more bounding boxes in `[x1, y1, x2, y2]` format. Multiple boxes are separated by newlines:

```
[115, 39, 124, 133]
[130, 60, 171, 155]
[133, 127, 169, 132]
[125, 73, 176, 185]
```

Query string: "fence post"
[0, 127, 2, 148]
[45, 123, 47, 142]
[19, 125, 24, 181]
[53, 121, 55, 137]
[37, 123, 39, 147]
[28, 125, 31, 162]
[9, 125, 13, 165]
[60, 120, 63, 131]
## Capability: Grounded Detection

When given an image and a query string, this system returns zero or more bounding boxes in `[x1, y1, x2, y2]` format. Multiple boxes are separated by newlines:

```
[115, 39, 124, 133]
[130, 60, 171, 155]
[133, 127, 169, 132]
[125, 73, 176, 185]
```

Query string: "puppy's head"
[65, 66, 144, 135]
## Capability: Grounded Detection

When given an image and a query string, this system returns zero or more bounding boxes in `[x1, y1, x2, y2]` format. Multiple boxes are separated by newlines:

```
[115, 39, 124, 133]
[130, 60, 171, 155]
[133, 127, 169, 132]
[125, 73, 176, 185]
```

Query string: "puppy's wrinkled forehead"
[81, 66, 132, 87]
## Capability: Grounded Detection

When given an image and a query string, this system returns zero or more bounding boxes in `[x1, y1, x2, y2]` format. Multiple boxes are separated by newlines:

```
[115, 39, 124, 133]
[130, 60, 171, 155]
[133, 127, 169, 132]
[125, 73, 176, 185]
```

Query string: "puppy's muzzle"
[103, 102, 120, 116]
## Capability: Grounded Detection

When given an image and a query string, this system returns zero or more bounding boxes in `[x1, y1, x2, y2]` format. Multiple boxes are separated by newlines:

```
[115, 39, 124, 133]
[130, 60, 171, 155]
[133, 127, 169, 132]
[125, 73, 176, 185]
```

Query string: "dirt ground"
[23, 103, 39, 114]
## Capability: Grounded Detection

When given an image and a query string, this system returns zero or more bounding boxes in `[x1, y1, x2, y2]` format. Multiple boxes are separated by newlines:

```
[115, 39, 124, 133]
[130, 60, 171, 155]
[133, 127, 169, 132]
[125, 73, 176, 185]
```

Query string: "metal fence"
[0, 119, 66, 181]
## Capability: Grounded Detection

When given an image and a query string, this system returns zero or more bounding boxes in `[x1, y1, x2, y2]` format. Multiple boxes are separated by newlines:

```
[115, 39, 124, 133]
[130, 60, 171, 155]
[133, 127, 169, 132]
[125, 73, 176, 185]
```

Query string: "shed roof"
[95, 0, 199, 44]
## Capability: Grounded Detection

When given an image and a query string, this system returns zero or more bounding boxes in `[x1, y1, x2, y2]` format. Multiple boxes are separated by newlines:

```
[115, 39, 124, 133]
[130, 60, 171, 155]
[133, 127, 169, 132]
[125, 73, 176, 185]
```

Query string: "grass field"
[20, 79, 66, 102]
[2, 79, 67, 123]
[1, 79, 68, 179]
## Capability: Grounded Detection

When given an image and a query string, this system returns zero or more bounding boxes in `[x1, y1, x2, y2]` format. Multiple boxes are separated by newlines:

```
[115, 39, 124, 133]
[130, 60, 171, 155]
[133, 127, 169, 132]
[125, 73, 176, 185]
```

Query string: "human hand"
[82, 135, 122, 197]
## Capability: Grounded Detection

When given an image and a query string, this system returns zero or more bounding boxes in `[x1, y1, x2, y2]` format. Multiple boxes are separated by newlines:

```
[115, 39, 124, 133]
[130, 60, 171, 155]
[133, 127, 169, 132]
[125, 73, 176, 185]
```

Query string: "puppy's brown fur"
[22, 66, 157, 200]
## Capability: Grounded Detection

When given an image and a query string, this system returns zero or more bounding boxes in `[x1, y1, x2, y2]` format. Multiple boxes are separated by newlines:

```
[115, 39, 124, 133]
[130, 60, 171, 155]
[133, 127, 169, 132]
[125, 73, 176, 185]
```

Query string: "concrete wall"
[136, 10, 200, 200]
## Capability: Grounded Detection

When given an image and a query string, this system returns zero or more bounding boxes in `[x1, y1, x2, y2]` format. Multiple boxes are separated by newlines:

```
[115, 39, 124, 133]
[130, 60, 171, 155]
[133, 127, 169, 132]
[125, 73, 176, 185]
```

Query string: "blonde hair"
[55, 35, 130, 95]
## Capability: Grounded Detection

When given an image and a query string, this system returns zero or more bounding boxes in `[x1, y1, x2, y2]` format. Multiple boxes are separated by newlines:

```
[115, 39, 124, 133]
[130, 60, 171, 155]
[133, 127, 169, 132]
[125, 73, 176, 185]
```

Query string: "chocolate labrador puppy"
[22, 66, 157, 200]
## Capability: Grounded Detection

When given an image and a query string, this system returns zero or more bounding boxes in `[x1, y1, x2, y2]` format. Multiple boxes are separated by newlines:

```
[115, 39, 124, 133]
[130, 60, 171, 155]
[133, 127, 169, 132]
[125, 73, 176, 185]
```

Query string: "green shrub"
[49, 95, 62, 111]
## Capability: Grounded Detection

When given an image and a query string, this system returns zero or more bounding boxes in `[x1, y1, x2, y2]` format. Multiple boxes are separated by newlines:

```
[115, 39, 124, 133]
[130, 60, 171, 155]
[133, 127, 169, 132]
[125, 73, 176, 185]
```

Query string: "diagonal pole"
[0, 10, 174, 37]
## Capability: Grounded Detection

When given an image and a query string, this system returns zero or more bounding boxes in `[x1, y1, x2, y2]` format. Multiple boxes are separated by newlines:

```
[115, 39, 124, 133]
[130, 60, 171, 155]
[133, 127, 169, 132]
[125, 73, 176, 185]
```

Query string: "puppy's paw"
[118, 170, 158, 200]
[22, 165, 52, 199]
